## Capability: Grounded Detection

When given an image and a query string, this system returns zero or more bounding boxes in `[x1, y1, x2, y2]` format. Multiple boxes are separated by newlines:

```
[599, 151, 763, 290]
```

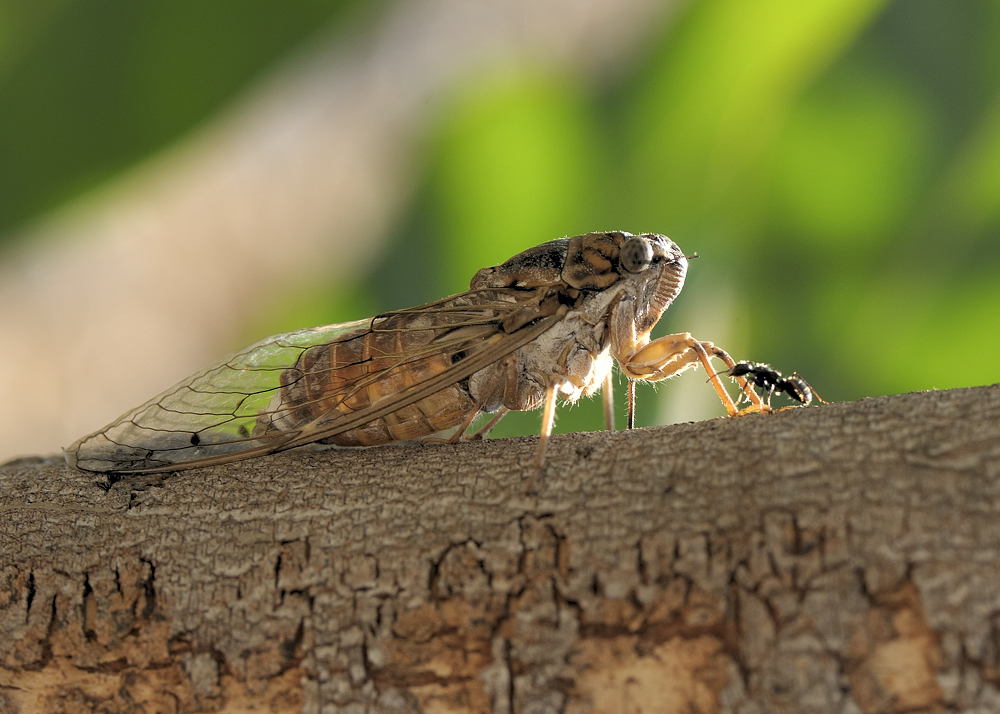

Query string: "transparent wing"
[66, 319, 371, 473]
[66, 288, 563, 473]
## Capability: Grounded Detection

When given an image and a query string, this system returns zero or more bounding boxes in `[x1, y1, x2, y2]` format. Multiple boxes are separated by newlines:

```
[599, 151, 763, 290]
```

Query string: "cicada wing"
[66, 318, 374, 473]
[67, 288, 564, 473]
[277, 307, 565, 450]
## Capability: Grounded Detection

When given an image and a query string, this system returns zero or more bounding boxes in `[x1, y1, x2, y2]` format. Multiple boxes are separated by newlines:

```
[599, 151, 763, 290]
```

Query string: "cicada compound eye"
[620, 237, 655, 273]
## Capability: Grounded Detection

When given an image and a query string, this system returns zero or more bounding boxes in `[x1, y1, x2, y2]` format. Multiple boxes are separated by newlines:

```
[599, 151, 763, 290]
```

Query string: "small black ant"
[727, 361, 825, 408]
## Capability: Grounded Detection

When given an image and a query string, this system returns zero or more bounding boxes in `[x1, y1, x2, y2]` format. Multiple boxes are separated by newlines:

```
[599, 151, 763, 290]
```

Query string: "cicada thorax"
[465, 233, 640, 413]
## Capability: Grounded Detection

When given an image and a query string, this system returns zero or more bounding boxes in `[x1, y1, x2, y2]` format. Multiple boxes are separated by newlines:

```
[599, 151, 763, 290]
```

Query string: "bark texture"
[2, 384, 1000, 713]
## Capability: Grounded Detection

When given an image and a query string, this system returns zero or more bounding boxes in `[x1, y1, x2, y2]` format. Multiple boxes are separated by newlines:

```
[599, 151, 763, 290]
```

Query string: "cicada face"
[559, 231, 688, 336]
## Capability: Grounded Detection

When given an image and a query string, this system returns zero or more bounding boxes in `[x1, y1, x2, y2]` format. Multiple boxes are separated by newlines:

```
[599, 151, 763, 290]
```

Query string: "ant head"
[728, 361, 754, 378]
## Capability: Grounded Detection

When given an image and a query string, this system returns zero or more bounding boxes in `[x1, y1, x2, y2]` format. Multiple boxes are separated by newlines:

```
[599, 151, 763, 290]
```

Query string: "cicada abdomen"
[270, 309, 494, 447]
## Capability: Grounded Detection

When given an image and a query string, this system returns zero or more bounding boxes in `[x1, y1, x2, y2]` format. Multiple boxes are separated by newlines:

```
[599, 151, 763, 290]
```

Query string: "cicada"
[66, 231, 768, 474]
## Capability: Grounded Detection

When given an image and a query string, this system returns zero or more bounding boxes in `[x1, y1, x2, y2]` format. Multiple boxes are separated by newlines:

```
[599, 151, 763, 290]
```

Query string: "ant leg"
[701, 345, 766, 410]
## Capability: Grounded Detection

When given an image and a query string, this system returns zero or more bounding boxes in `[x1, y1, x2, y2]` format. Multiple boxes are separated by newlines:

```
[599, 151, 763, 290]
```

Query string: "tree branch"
[2, 384, 999, 712]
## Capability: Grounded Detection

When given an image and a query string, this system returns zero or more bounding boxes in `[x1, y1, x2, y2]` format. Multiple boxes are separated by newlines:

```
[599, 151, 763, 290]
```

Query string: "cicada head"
[562, 231, 688, 335]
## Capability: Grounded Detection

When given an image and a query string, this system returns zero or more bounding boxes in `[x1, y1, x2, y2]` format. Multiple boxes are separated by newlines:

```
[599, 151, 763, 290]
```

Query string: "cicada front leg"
[616, 332, 768, 419]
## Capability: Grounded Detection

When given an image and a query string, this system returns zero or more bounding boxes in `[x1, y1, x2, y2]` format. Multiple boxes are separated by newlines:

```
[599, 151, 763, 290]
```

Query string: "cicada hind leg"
[419, 352, 517, 446]
[420, 406, 511, 445]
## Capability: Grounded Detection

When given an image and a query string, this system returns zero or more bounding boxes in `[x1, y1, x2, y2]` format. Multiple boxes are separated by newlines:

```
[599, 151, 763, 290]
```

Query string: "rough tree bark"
[2, 384, 999, 713]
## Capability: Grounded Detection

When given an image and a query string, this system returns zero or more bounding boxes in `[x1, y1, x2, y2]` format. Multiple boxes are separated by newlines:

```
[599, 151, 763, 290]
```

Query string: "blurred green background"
[3, 0, 998, 445]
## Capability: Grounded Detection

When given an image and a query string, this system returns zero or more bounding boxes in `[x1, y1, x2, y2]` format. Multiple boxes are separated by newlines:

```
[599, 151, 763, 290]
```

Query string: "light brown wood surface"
[2, 384, 999, 713]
